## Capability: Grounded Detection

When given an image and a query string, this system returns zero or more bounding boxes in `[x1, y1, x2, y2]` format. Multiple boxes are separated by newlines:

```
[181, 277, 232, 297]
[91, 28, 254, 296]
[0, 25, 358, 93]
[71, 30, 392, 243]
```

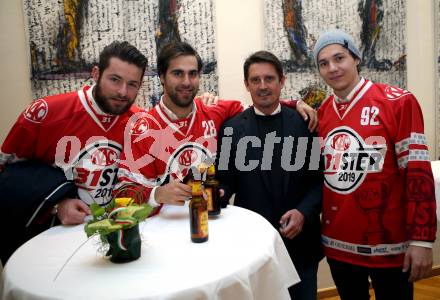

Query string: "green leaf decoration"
[90, 203, 105, 218]
[133, 204, 154, 220]
[84, 219, 122, 237]
[84, 198, 153, 242]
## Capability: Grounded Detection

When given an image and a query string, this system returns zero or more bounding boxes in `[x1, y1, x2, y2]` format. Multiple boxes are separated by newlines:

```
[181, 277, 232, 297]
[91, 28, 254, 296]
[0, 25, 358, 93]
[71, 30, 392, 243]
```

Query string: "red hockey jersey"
[318, 79, 437, 268]
[0, 86, 142, 206]
[117, 98, 244, 200]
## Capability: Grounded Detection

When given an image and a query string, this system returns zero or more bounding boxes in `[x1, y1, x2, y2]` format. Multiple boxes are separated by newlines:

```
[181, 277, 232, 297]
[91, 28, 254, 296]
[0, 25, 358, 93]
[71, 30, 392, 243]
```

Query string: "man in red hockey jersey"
[0, 41, 148, 226]
[116, 42, 317, 210]
[314, 29, 437, 299]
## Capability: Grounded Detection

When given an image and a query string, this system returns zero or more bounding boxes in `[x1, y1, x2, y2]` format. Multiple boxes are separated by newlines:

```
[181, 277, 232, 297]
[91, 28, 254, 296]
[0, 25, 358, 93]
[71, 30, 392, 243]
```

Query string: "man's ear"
[92, 65, 99, 82]
[280, 75, 286, 89]
[159, 74, 165, 86]
[244, 80, 250, 92]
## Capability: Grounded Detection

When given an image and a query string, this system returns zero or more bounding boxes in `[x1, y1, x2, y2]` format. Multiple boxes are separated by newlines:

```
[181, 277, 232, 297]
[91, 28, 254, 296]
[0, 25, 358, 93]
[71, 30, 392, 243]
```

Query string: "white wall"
[215, 0, 264, 105]
[406, 0, 437, 160]
[0, 1, 32, 143]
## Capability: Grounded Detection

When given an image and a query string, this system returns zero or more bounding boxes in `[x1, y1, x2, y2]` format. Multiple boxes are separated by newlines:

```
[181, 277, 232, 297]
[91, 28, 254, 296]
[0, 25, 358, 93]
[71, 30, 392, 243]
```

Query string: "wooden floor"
[320, 275, 440, 300]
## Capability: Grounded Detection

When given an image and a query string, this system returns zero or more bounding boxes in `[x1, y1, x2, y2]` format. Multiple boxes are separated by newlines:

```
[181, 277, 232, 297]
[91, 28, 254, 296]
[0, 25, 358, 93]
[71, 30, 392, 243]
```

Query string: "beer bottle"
[204, 164, 221, 216]
[189, 177, 209, 243]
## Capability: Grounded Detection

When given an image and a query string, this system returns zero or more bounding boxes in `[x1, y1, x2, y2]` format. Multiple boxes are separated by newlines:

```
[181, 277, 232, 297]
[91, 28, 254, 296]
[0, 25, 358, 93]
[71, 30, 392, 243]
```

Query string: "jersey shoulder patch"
[381, 84, 410, 100]
[23, 99, 48, 123]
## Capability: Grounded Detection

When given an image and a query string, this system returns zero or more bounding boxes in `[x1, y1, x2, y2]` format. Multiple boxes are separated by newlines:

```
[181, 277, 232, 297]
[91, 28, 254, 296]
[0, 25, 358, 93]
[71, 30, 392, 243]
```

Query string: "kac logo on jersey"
[129, 113, 161, 136]
[163, 142, 213, 183]
[130, 117, 150, 135]
[71, 141, 122, 206]
[24, 99, 48, 123]
[90, 148, 119, 166]
[323, 126, 386, 194]
[178, 149, 199, 167]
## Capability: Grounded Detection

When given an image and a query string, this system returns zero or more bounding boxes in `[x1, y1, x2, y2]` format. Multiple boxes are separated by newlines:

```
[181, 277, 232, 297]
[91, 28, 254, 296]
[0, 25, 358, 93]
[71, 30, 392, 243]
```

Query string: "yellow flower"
[114, 197, 134, 207]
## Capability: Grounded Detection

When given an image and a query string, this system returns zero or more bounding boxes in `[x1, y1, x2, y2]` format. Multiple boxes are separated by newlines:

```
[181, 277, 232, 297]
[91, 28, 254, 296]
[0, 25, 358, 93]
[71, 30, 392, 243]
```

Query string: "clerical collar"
[253, 103, 281, 116]
[159, 95, 195, 121]
[334, 77, 365, 104]
[87, 85, 112, 116]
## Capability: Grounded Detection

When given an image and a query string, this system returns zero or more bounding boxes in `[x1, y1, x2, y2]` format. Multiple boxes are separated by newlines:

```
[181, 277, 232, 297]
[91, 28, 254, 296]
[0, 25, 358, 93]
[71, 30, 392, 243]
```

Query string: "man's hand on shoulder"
[296, 100, 318, 132]
[198, 92, 218, 106]
[56, 198, 91, 225]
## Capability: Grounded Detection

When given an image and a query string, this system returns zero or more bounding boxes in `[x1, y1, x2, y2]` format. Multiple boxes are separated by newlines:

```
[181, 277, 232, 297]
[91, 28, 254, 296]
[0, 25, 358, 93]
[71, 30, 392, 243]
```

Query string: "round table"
[2, 205, 299, 300]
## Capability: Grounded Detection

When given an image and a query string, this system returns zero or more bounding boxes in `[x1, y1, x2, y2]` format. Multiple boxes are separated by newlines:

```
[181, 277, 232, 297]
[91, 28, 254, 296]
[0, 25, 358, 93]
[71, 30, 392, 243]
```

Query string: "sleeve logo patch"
[23, 99, 48, 123]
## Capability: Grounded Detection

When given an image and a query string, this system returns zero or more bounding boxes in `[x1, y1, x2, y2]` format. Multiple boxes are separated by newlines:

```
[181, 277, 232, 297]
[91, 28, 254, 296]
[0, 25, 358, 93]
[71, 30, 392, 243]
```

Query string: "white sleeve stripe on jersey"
[397, 149, 430, 169]
[322, 234, 409, 256]
[117, 168, 158, 188]
[395, 132, 427, 155]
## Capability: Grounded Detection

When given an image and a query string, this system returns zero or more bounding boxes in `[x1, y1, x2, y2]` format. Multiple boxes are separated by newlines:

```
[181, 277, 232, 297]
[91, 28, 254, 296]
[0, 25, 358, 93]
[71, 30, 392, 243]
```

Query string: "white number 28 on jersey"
[360, 106, 380, 126]
[202, 120, 217, 138]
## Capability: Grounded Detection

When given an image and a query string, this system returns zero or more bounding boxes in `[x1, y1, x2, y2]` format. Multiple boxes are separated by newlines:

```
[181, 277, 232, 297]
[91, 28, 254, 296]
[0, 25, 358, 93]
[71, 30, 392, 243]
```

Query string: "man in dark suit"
[216, 51, 323, 300]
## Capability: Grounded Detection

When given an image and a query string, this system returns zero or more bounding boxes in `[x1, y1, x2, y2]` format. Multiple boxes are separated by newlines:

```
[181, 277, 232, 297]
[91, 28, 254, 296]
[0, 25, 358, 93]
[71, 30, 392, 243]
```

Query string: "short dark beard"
[169, 94, 196, 108]
[93, 82, 132, 115]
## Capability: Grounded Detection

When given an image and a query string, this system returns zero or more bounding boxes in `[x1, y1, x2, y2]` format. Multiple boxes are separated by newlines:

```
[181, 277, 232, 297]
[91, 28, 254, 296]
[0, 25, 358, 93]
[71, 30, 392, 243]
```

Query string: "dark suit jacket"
[0, 160, 77, 264]
[216, 106, 323, 268]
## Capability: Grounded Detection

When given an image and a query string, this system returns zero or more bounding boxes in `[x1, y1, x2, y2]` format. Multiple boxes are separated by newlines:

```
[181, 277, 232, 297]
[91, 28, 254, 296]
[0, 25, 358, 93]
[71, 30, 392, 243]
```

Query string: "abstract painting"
[264, 0, 407, 108]
[23, 0, 217, 108]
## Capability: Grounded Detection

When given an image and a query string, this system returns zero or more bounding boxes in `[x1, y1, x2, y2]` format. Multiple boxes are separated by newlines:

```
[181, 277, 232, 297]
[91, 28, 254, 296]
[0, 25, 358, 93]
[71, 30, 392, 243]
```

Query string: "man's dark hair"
[157, 42, 203, 76]
[344, 45, 362, 74]
[243, 51, 284, 81]
[98, 41, 148, 79]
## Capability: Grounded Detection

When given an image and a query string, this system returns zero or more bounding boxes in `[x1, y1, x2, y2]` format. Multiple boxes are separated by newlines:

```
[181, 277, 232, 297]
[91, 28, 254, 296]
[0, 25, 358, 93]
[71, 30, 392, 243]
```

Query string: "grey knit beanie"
[313, 29, 361, 66]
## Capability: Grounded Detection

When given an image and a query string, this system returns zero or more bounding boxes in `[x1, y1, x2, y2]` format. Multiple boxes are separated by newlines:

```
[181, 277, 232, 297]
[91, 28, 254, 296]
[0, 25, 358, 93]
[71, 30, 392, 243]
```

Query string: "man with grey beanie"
[314, 29, 437, 300]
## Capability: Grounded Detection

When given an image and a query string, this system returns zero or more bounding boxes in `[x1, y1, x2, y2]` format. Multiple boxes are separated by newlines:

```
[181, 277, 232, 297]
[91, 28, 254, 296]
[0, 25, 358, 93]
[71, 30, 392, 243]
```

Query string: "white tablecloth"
[2, 205, 299, 300]
[430, 161, 440, 220]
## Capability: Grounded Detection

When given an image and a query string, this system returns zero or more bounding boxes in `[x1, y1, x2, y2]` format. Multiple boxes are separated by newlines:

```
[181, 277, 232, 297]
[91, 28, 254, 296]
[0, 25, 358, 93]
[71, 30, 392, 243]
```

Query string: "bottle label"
[199, 209, 208, 237]
[205, 188, 213, 211]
